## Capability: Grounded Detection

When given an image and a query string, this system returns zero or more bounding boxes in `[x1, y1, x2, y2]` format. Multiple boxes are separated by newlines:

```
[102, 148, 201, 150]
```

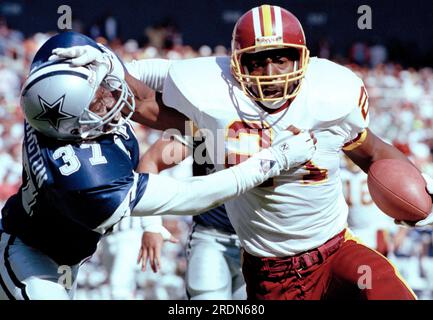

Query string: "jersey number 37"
[53, 143, 107, 176]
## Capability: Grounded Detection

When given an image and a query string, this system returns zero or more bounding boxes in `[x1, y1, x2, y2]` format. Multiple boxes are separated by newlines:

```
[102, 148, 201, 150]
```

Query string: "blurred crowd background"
[1, 0, 433, 300]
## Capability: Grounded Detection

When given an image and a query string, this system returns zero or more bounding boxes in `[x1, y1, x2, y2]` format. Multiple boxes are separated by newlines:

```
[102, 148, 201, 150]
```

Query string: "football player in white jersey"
[0, 32, 314, 300]
[341, 155, 395, 256]
[54, 5, 432, 299]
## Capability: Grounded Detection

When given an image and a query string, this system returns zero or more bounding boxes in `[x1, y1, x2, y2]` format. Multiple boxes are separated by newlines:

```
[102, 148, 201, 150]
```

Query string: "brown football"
[367, 159, 432, 222]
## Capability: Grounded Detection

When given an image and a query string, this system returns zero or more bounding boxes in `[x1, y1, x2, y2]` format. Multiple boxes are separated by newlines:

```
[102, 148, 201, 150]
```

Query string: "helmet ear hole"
[70, 128, 80, 136]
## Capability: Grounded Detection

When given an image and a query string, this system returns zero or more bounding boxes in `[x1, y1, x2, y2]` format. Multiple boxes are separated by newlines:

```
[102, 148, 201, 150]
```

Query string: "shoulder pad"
[165, 56, 232, 109]
[305, 58, 364, 122]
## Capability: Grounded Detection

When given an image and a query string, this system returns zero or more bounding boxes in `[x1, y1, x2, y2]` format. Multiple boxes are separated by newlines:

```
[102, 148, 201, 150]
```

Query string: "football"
[367, 159, 432, 222]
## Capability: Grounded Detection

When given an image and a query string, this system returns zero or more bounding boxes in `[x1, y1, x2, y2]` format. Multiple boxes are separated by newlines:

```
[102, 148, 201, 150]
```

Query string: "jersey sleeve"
[132, 146, 281, 217]
[162, 62, 203, 126]
[131, 172, 235, 216]
[341, 85, 370, 151]
[125, 59, 171, 92]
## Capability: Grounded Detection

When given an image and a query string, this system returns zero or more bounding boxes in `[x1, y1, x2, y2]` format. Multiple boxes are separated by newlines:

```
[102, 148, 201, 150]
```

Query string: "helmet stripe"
[30, 60, 70, 75]
[22, 70, 88, 96]
[261, 5, 273, 37]
[252, 7, 262, 39]
[273, 6, 283, 38]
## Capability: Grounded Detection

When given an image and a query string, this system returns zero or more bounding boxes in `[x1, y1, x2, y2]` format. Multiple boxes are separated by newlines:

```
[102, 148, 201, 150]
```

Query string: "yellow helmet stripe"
[261, 5, 273, 36]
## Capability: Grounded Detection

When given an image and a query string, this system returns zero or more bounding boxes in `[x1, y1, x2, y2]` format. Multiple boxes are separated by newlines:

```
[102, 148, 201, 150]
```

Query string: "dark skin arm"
[124, 73, 188, 134]
[346, 129, 430, 226]
[344, 128, 412, 173]
[137, 136, 190, 173]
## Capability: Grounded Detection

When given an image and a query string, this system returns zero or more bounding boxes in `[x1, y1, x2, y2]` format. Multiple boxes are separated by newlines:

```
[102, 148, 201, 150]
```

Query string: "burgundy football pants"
[242, 229, 416, 300]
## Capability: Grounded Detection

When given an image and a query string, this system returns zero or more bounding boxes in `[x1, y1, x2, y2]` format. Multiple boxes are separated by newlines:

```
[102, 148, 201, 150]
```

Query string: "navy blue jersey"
[1, 122, 149, 265]
[192, 138, 235, 234]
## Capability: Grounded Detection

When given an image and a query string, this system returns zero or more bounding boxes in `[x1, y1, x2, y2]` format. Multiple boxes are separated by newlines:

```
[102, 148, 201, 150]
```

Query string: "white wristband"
[143, 224, 172, 240]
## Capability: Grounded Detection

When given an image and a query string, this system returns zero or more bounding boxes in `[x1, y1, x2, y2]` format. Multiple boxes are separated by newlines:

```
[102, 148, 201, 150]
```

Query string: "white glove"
[395, 173, 433, 227]
[230, 128, 316, 194]
[49, 44, 125, 88]
[269, 129, 316, 171]
[98, 44, 125, 82]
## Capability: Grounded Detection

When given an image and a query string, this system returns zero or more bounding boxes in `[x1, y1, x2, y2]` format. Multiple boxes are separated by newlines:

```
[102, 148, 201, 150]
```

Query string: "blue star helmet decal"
[35, 95, 75, 130]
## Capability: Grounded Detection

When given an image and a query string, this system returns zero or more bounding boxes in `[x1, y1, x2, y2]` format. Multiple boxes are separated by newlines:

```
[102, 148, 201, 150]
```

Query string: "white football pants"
[100, 221, 142, 300]
[186, 223, 246, 300]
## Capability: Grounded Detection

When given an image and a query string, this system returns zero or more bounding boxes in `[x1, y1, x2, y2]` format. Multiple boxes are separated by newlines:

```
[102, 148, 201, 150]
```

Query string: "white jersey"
[161, 56, 369, 257]
[341, 168, 394, 249]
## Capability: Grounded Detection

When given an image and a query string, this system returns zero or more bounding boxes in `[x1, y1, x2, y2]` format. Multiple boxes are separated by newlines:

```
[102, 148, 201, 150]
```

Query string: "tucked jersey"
[1, 121, 149, 265]
[341, 167, 394, 249]
[162, 56, 369, 257]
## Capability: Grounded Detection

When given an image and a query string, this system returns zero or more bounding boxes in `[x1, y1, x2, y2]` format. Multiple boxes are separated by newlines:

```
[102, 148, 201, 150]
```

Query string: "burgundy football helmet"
[231, 5, 310, 101]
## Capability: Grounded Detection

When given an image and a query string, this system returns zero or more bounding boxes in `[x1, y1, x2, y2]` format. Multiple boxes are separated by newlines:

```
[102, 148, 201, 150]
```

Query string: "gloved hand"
[396, 173, 433, 227]
[230, 126, 316, 194]
[49, 44, 125, 88]
[269, 125, 317, 172]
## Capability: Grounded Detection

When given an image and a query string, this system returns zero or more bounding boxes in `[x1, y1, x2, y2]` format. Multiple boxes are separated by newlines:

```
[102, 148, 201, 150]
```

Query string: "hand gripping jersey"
[1, 122, 149, 265]
[162, 56, 370, 257]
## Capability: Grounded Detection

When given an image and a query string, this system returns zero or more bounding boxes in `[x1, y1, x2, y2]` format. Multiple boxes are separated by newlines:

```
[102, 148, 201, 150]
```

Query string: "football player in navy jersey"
[0, 32, 316, 299]
[138, 135, 246, 300]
